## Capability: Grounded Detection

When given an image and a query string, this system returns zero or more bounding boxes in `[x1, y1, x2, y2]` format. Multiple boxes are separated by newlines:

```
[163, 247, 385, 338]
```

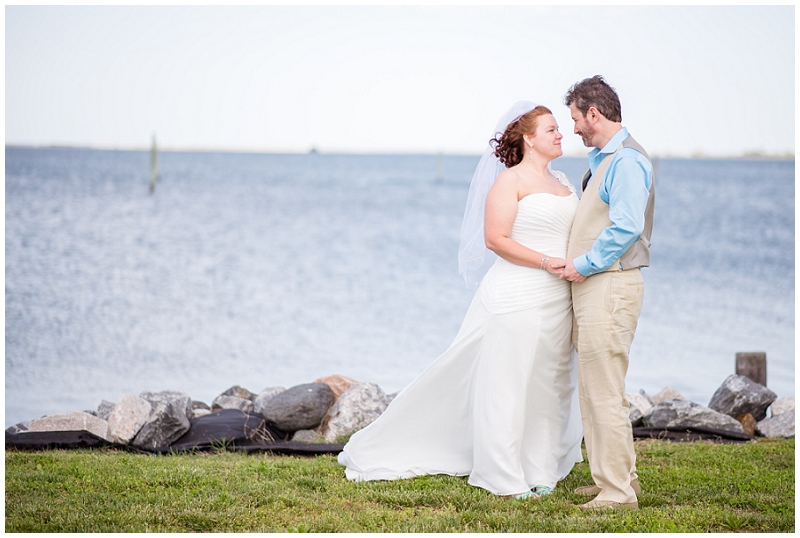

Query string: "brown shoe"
[579, 499, 639, 510]
[574, 479, 641, 497]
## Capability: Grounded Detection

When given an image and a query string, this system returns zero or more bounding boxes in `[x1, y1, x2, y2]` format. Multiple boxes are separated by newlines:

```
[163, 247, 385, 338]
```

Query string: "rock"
[650, 387, 686, 405]
[28, 411, 109, 440]
[258, 383, 335, 432]
[314, 374, 360, 400]
[217, 385, 255, 402]
[192, 408, 212, 418]
[770, 396, 795, 418]
[139, 390, 193, 417]
[107, 394, 152, 444]
[736, 413, 757, 436]
[97, 400, 115, 421]
[756, 411, 795, 438]
[322, 382, 391, 443]
[292, 429, 321, 443]
[212, 395, 255, 413]
[642, 399, 744, 434]
[192, 401, 211, 411]
[708, 374, 777, 421]
[626, 392, 653, 426]
[131, 391, 193, 450]
[638, 389, 654, 405]
[253, 387, 286, 417]
[5, 421, 30, 434]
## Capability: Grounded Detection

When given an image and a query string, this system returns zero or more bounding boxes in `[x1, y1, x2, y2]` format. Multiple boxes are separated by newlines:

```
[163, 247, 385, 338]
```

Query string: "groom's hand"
[561, 259, 587, 283]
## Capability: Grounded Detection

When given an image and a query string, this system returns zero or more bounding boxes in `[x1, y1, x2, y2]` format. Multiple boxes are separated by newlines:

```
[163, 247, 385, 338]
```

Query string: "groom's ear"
[587, 106, 611, 124]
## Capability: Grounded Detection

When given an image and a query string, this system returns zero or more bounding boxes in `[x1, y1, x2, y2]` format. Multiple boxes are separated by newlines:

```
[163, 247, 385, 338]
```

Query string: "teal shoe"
[511, 485, 553, 501]
[532, 485, 554, 498]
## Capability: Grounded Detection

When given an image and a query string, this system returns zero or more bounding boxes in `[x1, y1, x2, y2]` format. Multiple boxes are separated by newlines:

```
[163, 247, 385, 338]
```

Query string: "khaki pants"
[572, 268, 644, 503]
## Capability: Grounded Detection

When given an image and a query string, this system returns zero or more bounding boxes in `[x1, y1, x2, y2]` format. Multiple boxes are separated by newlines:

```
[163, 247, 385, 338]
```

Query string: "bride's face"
[530, 114, 563, 159]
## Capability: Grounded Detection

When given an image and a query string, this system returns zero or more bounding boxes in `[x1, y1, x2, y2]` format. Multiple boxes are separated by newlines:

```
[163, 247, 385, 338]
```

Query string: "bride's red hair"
[490, 105, 552, 168]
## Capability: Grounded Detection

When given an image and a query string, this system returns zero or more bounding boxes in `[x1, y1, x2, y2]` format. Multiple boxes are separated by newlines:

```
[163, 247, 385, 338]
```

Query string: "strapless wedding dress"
[338, 171, 583, 495]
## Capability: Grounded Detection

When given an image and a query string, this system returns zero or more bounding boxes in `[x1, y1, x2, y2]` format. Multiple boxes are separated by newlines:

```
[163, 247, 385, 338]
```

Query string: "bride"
[338, 102, 583, 499]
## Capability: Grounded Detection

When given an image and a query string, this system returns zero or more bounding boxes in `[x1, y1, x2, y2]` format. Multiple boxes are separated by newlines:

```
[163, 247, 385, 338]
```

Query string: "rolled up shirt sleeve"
[573, 150, 652, 276]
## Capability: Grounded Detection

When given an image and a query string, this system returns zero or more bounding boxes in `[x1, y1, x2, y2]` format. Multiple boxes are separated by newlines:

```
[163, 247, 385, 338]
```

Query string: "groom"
[556, 75, 654, 511]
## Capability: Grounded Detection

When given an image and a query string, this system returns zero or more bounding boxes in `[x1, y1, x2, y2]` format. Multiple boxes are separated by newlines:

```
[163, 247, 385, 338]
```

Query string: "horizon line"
[4, 143, 795, 161]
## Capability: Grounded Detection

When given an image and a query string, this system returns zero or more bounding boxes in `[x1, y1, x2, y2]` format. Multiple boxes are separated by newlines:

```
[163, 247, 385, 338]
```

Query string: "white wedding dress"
[338, 170, 583, 495]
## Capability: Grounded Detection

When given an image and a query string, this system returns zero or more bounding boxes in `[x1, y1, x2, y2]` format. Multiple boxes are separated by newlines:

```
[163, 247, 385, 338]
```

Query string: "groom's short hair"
[564, 75, 622, 123]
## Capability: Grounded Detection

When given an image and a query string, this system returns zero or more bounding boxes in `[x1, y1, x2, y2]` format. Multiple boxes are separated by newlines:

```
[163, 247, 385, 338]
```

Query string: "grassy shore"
[5, 438, 794, 532]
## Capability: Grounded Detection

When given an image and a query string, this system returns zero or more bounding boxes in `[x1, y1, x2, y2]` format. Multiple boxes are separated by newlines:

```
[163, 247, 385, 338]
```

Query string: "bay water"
[5, 147, 794, 427]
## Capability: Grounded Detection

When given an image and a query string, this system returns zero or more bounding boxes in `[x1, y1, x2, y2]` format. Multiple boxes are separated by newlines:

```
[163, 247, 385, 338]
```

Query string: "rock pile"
[6, 374, 396, 449]
[6, 373, 793, 450]
[626, 375, 793, 439]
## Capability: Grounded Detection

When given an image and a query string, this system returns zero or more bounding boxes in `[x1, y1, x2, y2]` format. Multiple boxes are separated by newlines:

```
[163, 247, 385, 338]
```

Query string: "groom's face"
[569, 104, 596, 148]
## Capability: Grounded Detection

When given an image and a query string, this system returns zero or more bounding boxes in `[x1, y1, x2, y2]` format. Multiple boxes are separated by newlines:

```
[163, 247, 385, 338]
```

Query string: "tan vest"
[567, 135, 655, 271]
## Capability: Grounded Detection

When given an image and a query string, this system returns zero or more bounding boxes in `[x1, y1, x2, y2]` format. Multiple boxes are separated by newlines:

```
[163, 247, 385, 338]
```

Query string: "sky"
[5, 4, 796, 158]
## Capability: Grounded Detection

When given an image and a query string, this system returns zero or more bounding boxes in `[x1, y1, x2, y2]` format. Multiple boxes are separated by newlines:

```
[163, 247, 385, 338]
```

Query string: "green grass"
[5, 438, 794, 532]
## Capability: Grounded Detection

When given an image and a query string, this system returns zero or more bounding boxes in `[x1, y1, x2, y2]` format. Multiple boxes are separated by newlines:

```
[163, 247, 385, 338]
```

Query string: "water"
[5, 147, 795, 427]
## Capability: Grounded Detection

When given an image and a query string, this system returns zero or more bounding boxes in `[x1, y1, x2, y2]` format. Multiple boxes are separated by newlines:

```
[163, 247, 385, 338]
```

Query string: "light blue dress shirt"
[573, 127, 653, 276]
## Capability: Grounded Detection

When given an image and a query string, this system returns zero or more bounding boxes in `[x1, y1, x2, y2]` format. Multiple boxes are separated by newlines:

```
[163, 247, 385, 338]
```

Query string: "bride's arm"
[483, 172, 563, 275]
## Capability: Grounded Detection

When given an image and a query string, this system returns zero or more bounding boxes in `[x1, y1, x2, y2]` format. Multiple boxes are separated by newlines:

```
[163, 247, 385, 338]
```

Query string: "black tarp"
[632, 425, 758, 443]
[6, 409, 344, 455]
[5, 408, 759, 454]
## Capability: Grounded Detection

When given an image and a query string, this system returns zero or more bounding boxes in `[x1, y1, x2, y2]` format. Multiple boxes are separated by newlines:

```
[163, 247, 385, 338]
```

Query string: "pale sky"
[5, 4, 796, 157]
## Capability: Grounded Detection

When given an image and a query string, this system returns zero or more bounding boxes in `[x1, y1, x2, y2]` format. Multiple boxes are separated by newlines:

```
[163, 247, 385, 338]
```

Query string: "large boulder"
[314, 374, 360, 400]
[770, 396, 795, 418]
[756, 411, 795, 438]
[107, 394, 152, 444]
[28, 411, 109, 440]
[322, 382, 391, 443]
[258, 383, 334, 432]
[642, 398, 744, 434]
[131, 391, 193, 450]
[253, 387, 286, 417]
[708, 374, 777, 421]
[626, 392, 653, 426]
[212, 395, 254, 414]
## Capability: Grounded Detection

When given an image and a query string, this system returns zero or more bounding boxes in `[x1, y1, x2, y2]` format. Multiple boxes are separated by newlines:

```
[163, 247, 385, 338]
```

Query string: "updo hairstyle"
[490, 105, 553, 168]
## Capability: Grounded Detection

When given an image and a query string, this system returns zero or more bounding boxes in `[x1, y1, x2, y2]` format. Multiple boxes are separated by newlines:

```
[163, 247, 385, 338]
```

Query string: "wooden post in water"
[149, 134, 160, 195]
[736, 352, 767, 386]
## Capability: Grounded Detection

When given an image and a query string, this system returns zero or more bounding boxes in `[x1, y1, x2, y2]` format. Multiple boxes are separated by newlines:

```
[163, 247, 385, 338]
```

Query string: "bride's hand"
[545, 257, 567, 277]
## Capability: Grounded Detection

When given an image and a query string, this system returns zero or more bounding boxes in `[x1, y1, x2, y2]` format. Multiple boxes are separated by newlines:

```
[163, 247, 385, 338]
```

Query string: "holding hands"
[545, 257, 587, 283]
[559, 259, 587, 283]
[544, 257, 566, 277]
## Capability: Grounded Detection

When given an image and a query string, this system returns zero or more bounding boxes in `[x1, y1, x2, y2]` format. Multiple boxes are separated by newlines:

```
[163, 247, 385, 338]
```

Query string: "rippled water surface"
[5, 148, 794, 426]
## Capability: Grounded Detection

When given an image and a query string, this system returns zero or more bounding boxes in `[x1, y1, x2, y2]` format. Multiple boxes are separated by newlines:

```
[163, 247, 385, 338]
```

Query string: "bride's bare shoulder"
[493, 167, 522, 189]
